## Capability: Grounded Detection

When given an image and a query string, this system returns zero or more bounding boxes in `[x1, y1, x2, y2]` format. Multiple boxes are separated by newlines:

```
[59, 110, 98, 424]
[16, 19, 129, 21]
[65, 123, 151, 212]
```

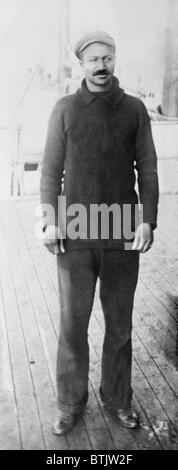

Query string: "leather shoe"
[107, 407, 140, 429]
[53, 411, 80, 435]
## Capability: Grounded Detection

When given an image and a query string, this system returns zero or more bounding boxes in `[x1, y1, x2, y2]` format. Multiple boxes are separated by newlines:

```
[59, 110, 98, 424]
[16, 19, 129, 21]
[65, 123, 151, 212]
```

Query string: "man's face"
[79, 43, 115, 87]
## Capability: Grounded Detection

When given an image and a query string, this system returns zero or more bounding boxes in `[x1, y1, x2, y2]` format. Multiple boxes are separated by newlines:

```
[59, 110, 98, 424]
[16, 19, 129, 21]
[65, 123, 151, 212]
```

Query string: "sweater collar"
[76, 76, 125, 108]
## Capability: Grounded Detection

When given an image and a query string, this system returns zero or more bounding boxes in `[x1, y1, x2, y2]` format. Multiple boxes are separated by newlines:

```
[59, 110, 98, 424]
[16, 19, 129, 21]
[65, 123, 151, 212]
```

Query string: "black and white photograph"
[0, 0, 178, 459]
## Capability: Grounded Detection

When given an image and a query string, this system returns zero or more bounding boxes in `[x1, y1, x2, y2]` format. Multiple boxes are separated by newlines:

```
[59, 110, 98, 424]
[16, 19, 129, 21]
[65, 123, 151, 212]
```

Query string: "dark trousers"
[56, 248, 139, 414]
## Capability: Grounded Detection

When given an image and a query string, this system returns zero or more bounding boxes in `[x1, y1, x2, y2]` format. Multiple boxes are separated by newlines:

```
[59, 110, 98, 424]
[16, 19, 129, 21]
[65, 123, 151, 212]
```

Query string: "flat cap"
[74, 30, 116, 58]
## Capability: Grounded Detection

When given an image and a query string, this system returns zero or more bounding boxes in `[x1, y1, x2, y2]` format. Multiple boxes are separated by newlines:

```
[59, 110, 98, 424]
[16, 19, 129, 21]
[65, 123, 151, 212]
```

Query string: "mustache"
[93, 69, 110, 76]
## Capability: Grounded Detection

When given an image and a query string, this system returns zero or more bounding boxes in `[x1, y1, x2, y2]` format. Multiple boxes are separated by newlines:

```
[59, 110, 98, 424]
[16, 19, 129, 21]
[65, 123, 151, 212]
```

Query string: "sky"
[0, 0, 60, 123]
[0, 0, 170, 124]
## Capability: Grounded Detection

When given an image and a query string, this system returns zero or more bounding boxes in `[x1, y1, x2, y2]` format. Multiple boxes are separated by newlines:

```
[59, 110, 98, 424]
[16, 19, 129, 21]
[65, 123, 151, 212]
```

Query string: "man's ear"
[78, 51, 83, 65]
[79, 59, 84, 70]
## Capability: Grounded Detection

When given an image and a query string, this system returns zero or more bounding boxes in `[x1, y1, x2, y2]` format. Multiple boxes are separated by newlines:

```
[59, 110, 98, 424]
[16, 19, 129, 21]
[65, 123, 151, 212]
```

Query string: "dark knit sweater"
[40, 77, 159, 248]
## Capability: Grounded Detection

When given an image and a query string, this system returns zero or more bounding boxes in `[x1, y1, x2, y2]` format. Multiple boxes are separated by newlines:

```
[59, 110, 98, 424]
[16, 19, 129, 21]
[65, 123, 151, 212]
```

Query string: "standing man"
[40, 31, 159, 435]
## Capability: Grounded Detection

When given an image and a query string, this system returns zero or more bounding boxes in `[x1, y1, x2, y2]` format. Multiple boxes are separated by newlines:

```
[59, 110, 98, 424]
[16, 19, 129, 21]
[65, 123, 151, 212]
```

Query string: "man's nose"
[97, 58, 105, 69]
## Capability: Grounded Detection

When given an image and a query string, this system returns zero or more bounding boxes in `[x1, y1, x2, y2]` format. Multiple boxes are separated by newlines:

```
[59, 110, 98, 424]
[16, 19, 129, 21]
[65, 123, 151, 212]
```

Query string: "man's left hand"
[132, 223, 154, 253]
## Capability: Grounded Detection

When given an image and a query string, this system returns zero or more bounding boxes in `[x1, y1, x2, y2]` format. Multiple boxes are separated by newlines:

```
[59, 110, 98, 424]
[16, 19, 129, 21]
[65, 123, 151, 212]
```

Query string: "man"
[40, 31, 159, 435]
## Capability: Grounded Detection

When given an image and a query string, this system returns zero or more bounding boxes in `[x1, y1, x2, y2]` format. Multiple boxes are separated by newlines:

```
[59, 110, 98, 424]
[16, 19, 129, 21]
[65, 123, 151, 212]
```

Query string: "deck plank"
[0, 203, 68, 450]
[0, 286, 21, 450]
[0, 214, 45, 450]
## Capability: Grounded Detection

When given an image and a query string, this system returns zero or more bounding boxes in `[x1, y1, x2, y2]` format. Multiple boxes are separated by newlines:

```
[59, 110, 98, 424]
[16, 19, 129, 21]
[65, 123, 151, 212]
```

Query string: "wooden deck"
[0, 195, 178, 450]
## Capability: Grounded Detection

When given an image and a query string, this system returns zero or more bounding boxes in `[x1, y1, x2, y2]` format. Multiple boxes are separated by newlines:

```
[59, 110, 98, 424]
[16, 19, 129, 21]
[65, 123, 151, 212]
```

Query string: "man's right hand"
[43, 225, 65, 255]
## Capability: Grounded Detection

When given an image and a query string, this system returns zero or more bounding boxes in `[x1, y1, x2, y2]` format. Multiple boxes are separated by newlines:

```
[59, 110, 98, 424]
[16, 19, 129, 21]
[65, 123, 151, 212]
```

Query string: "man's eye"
[89, 58, 97, 62]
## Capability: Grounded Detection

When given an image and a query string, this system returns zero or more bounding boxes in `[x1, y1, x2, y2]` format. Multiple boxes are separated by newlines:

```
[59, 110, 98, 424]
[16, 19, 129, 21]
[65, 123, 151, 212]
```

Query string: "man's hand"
[132, 223, 154, 253]
[43, 225, 65, 255]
